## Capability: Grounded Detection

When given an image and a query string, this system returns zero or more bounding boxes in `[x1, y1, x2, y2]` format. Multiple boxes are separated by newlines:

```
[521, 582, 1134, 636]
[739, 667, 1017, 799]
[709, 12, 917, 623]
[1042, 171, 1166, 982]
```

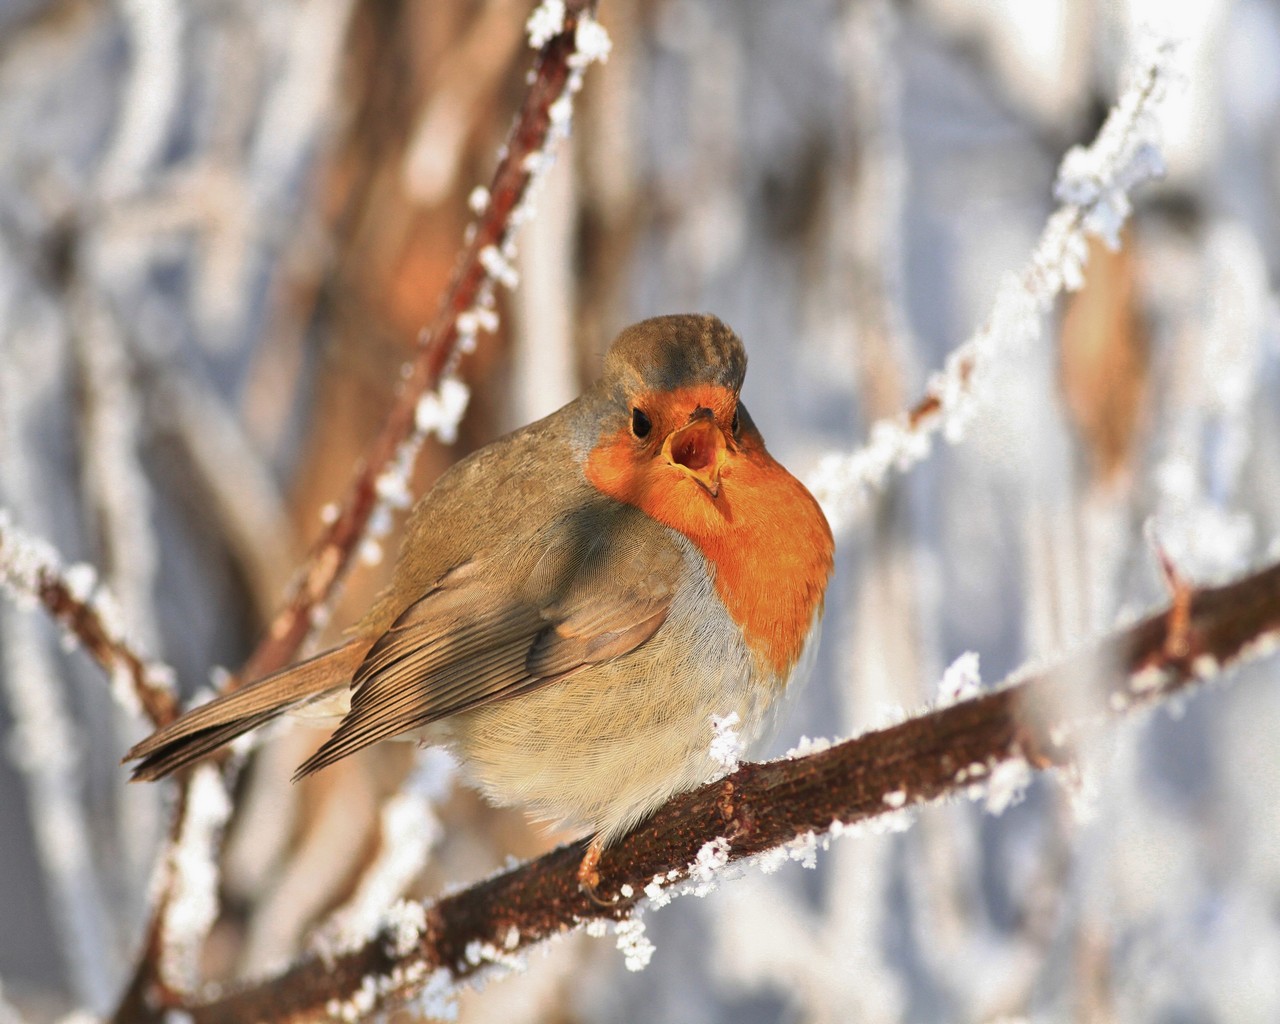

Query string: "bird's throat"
[586, 432, 833, 677]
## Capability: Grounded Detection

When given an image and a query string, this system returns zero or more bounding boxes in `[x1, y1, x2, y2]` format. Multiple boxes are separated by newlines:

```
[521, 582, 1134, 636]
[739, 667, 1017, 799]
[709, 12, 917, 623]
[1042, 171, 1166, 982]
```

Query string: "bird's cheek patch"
[585, 428, 652, 505]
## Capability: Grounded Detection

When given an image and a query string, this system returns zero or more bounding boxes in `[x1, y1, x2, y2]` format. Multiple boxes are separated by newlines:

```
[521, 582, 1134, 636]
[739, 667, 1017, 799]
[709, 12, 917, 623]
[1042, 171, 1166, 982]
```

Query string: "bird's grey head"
[602, 314, 747, 400]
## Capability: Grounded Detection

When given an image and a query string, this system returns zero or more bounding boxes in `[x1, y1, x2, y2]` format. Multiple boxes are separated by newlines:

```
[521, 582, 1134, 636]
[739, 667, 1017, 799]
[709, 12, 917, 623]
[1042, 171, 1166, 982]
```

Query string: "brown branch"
[237, 0, 600, 686]
[183, 559, 1280, 1022]
[34, 576, 178, 727]
[0, 514, 178, 728]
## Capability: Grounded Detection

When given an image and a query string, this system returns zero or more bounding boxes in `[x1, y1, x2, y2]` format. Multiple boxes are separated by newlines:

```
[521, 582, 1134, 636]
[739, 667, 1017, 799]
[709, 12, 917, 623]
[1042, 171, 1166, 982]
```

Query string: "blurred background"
[1, 0, 1279, 1021]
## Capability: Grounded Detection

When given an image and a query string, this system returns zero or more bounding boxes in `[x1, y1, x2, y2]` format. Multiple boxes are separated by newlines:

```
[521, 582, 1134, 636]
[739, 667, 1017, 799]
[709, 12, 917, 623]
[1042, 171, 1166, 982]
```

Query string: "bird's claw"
[577, 837, 617, 907]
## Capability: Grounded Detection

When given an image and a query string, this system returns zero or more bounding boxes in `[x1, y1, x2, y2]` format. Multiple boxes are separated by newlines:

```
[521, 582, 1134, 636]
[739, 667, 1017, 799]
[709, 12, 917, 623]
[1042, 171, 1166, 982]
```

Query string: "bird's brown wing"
[126, 639, 368, 781]
[293, 506, 685, 778]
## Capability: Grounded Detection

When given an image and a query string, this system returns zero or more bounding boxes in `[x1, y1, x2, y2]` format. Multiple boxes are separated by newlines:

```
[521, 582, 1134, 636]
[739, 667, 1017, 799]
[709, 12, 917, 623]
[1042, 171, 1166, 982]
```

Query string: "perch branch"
[183, 558, 1280, 1022]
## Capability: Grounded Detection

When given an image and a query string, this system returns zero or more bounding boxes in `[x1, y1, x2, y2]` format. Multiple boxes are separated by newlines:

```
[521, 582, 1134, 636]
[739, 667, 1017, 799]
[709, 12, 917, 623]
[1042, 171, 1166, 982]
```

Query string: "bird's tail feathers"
[126, 639, 366, 781]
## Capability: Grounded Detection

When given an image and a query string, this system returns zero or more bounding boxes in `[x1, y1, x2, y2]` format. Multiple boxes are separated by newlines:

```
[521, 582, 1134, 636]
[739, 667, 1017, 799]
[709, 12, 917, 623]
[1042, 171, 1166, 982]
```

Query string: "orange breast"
[586, 427, 834, 677]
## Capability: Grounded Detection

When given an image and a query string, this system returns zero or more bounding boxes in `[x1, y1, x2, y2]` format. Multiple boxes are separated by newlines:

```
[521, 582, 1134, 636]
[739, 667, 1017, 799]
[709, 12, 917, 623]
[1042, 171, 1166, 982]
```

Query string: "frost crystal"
[1192, 654, 1220, 679]
[324, 960, 439, 1023]
[708, 711, 743, 771]
[0, 512, 55, 604]
[161, 765, 231, 990]
[786, 734, 834, 759]
[937, 651, 982, 706]
[358, 538, 384, 566]
[410, 969, 460, 1022]
[383, 900, 427, 958]
[414, 377, 471, 444]
[755, 846, 790, 875]
[1130, 664, 1168, 694]
[788, 831, 819, 870]
[1053, 38, 1177, 249]
[614, 917, 655, 972]
[374, 463, 414, 510]
[984, 758, 1032, 815]
[526, 0, 565, 48]
[548, 94, 574, 132]
[573, 16, 613, 66]
[867, 809, 915, 835]
[478, 244, 519, 290]
[463, 939, 525, 973]
[62, 563, 98, 603]
[692, 837, 732, 883]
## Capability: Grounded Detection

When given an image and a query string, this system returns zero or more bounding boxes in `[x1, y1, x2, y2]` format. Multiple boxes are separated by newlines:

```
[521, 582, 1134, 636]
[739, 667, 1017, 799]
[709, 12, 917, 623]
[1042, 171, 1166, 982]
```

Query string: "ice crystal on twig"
[0, 511, 176, 725]
[614, 916, 655, 972]
[708, 711, 743, 772]
[937, 651, 983, 706]
[526, 0, 566, 49]
[983, 757, 1033, 815]
[160, 765, 231, 991]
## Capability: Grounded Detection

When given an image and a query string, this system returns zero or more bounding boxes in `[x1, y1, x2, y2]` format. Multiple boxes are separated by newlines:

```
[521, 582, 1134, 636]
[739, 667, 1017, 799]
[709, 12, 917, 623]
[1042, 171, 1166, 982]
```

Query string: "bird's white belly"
[438, 578, 823, 845]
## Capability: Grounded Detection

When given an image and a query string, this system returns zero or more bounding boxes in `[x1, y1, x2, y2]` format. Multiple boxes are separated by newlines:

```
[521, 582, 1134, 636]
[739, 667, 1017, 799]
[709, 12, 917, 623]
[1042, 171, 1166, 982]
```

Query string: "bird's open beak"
[663, 411, 727, 498]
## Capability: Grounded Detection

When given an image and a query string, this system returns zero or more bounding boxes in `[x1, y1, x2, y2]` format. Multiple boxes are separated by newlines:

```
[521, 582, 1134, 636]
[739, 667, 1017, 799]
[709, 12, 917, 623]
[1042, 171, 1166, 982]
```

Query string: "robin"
[127, 314, 835, 891]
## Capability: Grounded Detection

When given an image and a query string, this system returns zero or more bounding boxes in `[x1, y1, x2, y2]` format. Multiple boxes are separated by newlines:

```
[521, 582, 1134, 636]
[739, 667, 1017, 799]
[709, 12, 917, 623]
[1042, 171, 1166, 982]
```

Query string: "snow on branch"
[237, 0, 608, 686]
[177, 558, 1280, 1023]
[0, 510, 177, 727]
[808, 39, 1181, 529]
[157, 765, 232, 994]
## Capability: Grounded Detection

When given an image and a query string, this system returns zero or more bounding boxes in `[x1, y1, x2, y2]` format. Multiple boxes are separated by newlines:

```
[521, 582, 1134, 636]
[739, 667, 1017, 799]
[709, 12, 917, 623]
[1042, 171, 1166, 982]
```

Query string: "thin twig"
[0, 512, 178, 727]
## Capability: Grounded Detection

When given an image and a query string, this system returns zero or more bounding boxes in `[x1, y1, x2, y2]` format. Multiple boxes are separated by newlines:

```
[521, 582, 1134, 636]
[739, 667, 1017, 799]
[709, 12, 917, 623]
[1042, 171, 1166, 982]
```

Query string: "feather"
[125, 639, 366, 780]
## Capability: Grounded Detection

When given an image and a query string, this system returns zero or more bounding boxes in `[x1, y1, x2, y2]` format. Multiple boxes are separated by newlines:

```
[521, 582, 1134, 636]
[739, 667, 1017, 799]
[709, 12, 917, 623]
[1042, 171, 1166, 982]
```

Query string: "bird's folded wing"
[293, 510, 685, 778]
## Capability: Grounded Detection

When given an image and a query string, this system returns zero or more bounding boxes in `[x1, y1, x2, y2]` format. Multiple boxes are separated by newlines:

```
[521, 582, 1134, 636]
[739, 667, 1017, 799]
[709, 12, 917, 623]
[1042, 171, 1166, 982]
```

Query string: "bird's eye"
[631, 407, 652, 439]
[731, 404, 740, 436]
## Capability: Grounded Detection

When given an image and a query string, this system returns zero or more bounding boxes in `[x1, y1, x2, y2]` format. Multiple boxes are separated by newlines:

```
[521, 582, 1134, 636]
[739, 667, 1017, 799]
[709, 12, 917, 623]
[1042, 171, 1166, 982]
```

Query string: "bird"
[126, 313, 835, 891]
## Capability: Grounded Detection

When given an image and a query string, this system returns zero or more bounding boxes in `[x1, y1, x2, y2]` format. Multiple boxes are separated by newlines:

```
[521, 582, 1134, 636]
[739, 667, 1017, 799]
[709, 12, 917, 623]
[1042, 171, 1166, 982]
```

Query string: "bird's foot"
[717, 779, 736, 825]
[577, 836, 617, 907]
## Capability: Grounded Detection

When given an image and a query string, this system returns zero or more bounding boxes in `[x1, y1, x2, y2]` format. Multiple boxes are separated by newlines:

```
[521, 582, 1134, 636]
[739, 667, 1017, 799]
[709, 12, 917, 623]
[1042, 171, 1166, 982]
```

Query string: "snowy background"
[1, 0, 1279, 1021]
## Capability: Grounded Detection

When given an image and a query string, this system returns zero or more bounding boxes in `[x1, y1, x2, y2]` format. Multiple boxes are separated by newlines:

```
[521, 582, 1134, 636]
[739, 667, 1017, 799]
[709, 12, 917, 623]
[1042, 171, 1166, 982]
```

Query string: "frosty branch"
[809, 40, 1178, 528]
[237, 0, 604, 685]
[0, 512, 177, 727]
[181, 557, 1280, 1023]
